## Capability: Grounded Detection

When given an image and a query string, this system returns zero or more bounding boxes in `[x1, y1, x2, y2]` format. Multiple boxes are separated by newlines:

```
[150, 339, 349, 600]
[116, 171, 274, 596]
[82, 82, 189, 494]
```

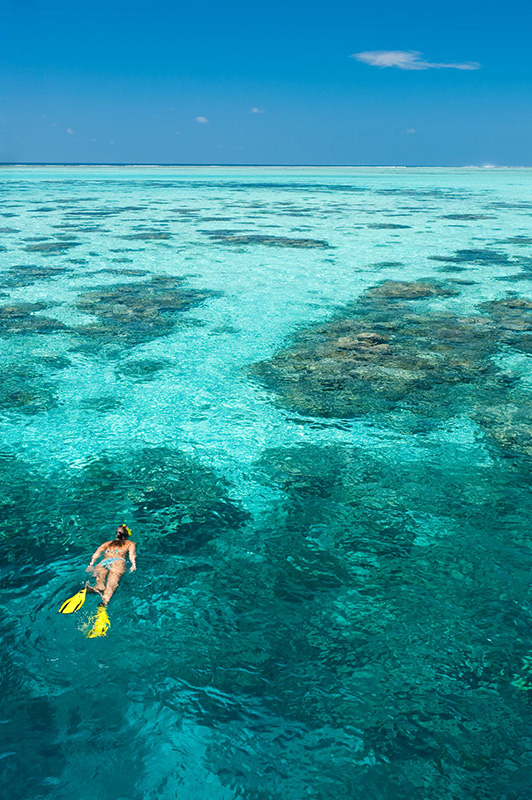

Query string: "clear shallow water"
[1, 167, 532, 799]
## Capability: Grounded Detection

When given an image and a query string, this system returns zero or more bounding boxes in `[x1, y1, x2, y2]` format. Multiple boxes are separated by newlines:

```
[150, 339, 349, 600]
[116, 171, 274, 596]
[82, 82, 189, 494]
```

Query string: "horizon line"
[1, 162, 531, 169]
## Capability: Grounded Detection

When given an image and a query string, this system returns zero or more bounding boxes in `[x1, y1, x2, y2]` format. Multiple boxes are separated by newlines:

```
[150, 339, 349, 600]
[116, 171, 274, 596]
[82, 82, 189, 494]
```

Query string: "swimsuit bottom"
[99, 556, 125, 570]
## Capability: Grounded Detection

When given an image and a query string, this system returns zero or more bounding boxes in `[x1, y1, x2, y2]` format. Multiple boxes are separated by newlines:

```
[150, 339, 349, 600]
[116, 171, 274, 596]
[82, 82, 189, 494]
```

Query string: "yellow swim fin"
[58, 587, 87, 614]
[86, 604, 110, 638]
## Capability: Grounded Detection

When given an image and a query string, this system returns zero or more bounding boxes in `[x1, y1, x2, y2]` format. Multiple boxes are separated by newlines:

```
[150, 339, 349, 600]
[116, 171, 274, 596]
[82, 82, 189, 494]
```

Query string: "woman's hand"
[129, 565, 136, 573]
[86, 565, 94, 573]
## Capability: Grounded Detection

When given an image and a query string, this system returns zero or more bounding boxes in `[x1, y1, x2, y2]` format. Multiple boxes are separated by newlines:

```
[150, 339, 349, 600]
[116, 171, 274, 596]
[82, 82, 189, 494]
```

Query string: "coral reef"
[1, 262, 73, 288]
[0, 363, 57, 414]
[201, 230, 332, 248]
[73, 275, 222, 348]
[23, 240, 80, 254]
[0, 446, 247, 560]
[115, 357, 171, 382]
[251, 280, 494, 419]
[0, 303, 66, 335]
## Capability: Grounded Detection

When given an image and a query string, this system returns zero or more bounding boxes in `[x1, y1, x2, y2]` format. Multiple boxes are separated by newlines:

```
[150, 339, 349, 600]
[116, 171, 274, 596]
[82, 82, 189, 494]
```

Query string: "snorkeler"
[85, 525, 137, 606]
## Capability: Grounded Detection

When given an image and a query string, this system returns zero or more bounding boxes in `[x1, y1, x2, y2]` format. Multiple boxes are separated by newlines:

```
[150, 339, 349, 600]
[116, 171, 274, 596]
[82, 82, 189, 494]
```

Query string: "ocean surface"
[1, 166, 532, 799]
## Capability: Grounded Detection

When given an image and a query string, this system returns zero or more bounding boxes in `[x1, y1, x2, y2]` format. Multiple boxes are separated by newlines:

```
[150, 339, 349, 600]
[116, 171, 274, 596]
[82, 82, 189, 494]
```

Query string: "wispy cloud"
[251, 107, 265, 114]
[66, 128, 74, 134]
[403, 128, 416, 134]
[351, 50, 480, 71]
[195, 116, 209, 123]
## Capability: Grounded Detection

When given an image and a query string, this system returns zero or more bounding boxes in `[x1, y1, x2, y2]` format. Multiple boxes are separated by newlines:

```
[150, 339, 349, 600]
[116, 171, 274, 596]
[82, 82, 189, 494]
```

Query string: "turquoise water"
[1, 166, 532, 799]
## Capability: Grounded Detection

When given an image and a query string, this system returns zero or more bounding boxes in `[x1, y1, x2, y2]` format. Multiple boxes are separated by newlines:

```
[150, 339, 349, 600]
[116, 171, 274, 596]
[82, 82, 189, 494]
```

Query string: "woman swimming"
[86, 525, 137, 606]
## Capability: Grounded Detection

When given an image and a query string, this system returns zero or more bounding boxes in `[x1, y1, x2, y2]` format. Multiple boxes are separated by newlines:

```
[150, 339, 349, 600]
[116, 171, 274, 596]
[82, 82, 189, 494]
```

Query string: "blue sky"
[1, 0, 530, 165]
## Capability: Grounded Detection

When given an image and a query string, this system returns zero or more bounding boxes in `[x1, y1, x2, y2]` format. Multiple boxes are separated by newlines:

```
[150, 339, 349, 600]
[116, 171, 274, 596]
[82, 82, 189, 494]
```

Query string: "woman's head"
[116, 524, 130, 541]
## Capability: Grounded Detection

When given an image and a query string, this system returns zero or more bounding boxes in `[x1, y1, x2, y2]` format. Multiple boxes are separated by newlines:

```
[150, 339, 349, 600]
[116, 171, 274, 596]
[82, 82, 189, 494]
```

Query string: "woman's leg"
[86, 565, 108, 598]
[101, 565, 125, 606]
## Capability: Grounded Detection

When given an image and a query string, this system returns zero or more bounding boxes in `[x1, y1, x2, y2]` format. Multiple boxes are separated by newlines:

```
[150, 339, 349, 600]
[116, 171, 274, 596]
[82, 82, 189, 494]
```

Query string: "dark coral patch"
[80, 396, 122, 412]
[53, 223, 104, 232]
[64, 209, 122, 218]
[435, 265, 469, 274]
[115, 358, 171, 382]
[251, 280, 498, 419]
[0, 303, 67, 336]
[73, 275, 222, 347]
[474, 405, 532, 460]
[479, 294, 532, 354]
[23, 240, 80, 254]
[93, 268, 149, 276]
[480, 295, 532, 332]
[201, 230, 331, 248]
[68, 447, 248, 553]
[440, 214, 494, 221]
[367, 223, 411, 230]
[0, 446, 247, 558]
[0, 363, 57, 414]
[365, 280, 458, 300]
[429, 249, 510, 265]
[495, 273, 532, 284]
[2, 262, 73, 288]
[121, 231, 172, 241]
[39, 354, 72, 370]
[370, 261, 405, 269]
[499, 235, 532, 245]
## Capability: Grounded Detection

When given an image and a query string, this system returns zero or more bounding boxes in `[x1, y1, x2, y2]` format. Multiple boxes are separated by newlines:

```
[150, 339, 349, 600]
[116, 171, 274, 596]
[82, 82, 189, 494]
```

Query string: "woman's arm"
[86, 542, 109, 572]
[128, 542, 137, 572]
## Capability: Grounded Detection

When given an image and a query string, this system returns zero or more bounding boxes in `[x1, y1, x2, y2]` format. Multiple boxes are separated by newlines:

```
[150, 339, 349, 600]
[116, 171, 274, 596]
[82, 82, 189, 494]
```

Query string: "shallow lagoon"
[1, 166, 532, 800]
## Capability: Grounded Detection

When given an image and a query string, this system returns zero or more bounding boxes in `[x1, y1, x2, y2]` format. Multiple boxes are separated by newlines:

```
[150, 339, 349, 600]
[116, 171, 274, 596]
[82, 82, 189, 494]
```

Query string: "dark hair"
[116, 524, 130, 541]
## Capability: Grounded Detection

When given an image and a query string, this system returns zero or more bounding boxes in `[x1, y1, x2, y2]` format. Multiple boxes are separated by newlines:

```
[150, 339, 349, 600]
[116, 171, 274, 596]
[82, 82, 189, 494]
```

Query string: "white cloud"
[403, 128, 416, 134]
[351, 50, 480, 71]
[251, 107, 265, 114]
[66, 128, 74, 134]
[195, 116, 209, 123]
